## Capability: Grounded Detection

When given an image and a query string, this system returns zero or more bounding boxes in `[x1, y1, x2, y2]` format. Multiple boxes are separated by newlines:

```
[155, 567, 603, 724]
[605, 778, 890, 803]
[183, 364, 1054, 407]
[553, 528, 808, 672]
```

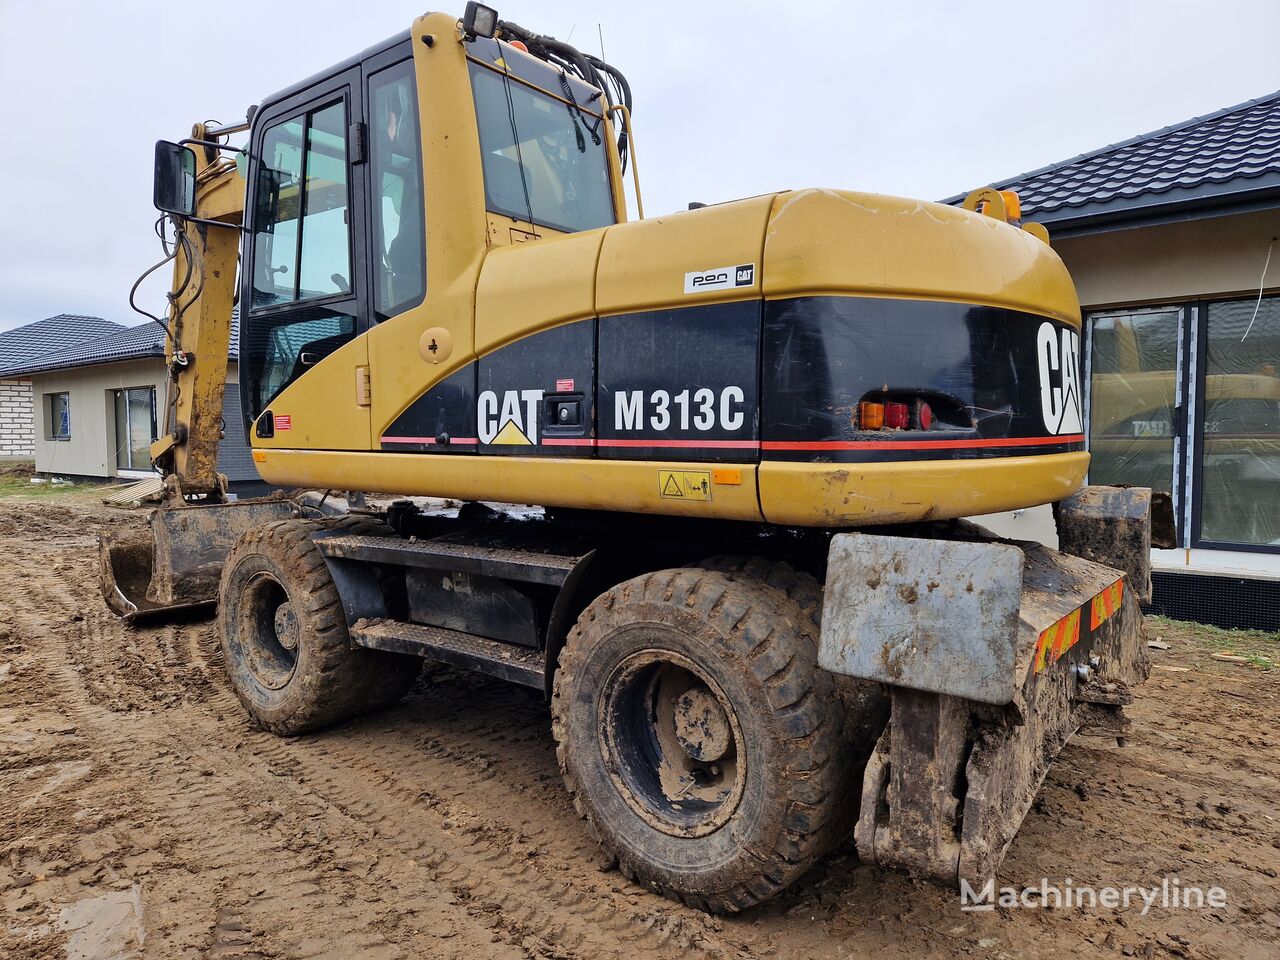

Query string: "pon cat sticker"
[683, 263, 755, 294]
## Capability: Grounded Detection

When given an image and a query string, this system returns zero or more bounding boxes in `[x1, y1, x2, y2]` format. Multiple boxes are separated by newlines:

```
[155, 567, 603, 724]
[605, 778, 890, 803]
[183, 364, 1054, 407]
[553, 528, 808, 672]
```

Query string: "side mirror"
[153, 140, 197, 217]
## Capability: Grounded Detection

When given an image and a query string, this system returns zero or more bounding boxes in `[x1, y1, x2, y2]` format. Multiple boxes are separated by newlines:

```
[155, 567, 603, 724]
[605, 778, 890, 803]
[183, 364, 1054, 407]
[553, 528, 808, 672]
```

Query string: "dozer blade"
[100, 499, 296, 620]
[818, 486, 1154, 891]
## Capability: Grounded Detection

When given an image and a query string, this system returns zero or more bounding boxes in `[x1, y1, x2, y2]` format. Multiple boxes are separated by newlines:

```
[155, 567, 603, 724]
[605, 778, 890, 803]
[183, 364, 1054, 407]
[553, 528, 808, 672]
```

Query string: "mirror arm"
[178, 137, 246, 156]
[175, 215, 243, 230]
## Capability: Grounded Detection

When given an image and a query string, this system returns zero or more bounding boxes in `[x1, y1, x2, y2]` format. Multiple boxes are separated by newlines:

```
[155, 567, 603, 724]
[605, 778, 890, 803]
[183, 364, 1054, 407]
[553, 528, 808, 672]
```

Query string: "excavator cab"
[102, 6, 637, 616]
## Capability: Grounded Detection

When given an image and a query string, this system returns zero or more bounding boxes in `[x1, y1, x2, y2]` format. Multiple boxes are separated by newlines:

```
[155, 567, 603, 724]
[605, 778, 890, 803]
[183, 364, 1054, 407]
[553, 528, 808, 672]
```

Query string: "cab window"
[244, 307, 358, 416]
[369, 60, 425, 319]
[251, 100, 352, 307]
[468, 61, 614, 234]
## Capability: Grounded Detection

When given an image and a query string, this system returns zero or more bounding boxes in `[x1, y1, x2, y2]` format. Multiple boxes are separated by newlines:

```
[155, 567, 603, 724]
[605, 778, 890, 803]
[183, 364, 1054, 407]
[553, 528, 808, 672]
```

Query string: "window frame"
[1086, 293, 1280, 556]
[1190, 292, 1280, 555]
[363, 53, 427, 322]
[241, 65, 368, 427]
[1083, 304, 1190, 545]
[248, 91, 360, 315]
[44, 391, 71, 441]
[113, 385, 158, 472]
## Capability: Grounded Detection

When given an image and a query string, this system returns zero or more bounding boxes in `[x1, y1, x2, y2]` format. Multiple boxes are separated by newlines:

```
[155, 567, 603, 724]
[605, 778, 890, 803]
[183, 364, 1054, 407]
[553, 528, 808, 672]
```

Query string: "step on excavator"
[99, 3, 1168, 912]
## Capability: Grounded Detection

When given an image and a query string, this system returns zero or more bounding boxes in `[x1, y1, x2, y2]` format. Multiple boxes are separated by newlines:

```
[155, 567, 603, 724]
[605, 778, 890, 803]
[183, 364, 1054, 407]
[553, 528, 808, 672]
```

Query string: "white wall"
[971, 504, 1060, 549]
[1054, 208, 1280, 310]
[30, 359, 242, 479]
[31, 360, 169, 478]
[0, 378, 34, 458]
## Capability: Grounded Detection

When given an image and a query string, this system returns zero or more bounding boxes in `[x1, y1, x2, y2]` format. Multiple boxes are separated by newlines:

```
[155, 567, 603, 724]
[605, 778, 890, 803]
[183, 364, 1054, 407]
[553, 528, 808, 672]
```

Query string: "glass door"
[114, 387, 157, 472]
[241, 68, 367, 436]
[1086, 308, 1185, 536]
[1196, 296, 1280, 548]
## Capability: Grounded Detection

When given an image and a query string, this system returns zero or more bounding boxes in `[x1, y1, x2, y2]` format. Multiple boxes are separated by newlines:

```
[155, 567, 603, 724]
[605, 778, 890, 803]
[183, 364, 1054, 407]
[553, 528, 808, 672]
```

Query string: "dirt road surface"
[1, 494, 1277, 959]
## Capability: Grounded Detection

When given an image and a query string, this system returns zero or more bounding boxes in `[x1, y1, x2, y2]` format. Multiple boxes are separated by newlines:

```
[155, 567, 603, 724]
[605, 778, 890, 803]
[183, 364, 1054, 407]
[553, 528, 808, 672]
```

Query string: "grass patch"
[0, 461, 94, 499]
[1147, 614, 1277, 671]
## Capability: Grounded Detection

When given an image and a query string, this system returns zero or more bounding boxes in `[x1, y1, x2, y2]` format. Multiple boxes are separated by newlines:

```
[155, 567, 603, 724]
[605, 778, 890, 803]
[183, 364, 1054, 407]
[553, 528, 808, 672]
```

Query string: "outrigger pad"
[1055, 485, 1155, 604]
[819, 534, 1026, 705]
[855, 588, 1148, 889]
[824, 523, 1152, 891]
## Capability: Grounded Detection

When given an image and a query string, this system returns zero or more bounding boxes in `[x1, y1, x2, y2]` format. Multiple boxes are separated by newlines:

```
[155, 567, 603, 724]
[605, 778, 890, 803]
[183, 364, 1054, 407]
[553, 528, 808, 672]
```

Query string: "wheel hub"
[273, 602, 299, 651]
[236, 572, 300, 691]
[600, 650, 747, 838]
[672, 687, 732, 762]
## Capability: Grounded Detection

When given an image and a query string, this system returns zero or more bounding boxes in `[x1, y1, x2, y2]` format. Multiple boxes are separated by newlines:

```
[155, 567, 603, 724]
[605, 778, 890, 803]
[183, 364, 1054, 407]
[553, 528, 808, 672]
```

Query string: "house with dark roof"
[948, 89, 1280, 629]
[0, 315, 126, 458]
[0, 313, 258, 486]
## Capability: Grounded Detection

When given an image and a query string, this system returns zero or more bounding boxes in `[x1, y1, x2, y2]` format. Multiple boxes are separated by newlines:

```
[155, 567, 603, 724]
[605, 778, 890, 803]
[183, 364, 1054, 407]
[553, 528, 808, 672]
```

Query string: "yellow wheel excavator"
[100, 3, 1164, 912]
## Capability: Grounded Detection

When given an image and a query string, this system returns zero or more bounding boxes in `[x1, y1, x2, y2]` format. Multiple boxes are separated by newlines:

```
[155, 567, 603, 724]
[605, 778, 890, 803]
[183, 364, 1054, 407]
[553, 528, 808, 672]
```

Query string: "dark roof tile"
[943, 89, 1280, 225]
[0, 309, 240, 378]
[0, 315, 126, 371]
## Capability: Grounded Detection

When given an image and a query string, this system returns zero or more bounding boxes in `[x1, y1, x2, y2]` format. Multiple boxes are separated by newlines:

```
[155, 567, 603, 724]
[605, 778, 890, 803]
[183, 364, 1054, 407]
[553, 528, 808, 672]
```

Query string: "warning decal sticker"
[1033, 607, 1081, 674]
[658, 470, 712, 501]
[1090, 579, 1125, 630]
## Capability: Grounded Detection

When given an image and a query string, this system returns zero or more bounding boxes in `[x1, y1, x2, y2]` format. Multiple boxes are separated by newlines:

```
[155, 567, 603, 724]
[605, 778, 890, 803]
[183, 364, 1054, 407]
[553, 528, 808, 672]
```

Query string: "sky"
[1, 0, 1278, 333]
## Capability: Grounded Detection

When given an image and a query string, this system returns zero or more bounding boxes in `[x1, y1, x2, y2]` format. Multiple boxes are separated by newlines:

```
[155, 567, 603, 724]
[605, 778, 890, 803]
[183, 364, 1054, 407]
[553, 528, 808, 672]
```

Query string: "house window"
[113, 387, 157, 472]
[45, 392, 71, 440]
[1087, 295, 1280, 552]
[1198, 295, 1280, 547]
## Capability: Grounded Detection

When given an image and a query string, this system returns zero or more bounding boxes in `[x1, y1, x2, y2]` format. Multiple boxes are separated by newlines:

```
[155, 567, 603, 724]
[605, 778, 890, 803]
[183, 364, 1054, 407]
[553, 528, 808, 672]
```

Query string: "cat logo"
[1036, 322, 1084, 435]
[478, 389, 543, 445]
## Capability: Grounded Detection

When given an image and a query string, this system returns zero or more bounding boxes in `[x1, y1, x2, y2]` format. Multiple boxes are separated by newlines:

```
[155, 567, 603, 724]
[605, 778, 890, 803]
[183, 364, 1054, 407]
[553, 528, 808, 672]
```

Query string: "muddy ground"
[0, 492, 1277, 959]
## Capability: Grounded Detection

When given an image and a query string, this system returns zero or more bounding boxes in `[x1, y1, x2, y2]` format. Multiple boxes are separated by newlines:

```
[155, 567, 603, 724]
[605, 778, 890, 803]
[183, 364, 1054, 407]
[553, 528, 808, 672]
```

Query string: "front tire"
[552, 568, 848, 913]
[218, 518, 418, 735]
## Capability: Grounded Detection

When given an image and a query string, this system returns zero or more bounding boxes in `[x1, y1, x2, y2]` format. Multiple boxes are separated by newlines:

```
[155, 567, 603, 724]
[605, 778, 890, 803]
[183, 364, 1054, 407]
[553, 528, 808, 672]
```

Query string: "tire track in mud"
[4, 502, 1279, 960]
[1, 537, 739, 959]
[0, 559, 530, 960]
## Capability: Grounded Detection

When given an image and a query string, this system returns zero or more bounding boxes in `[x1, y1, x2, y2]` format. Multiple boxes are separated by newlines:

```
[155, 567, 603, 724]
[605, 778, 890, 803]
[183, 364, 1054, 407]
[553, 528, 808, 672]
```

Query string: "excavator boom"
[148, 124, 246, 498]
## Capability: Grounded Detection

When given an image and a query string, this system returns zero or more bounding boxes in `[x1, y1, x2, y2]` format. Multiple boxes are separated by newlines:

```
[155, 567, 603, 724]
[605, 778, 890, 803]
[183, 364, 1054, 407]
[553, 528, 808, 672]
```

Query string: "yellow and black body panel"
[246, 15, 1087, 528]
[254, 196, 1086, 526]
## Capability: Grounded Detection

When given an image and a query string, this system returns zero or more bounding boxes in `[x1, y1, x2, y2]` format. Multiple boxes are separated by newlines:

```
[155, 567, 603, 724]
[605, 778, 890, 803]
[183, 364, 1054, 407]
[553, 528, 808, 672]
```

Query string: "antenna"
[597, 22, 606, 60]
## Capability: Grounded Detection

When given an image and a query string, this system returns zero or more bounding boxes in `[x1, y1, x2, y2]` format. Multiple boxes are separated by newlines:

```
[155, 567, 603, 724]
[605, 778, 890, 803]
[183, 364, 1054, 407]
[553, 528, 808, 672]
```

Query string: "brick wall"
[0, 379, 35, 458]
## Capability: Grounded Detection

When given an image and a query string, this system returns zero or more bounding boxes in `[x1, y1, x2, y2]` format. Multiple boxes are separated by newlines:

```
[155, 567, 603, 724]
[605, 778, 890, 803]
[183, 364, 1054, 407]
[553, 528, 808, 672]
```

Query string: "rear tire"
[218, 518, 419, 735]
[552, 568, 848, 913]
[695, 555, 890, 753]
[695, 556, 890, 851]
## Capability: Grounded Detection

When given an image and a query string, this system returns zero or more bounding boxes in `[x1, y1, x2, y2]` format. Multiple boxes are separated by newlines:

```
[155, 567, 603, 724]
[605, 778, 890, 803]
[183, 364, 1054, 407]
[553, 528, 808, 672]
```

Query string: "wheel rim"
[600, 649, 746, 838]
[238, 572, 300, 690]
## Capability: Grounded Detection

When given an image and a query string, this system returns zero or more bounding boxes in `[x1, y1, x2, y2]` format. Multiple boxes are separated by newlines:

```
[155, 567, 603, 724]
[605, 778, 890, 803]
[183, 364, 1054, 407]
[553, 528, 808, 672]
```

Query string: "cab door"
[240, 67, 372, 449]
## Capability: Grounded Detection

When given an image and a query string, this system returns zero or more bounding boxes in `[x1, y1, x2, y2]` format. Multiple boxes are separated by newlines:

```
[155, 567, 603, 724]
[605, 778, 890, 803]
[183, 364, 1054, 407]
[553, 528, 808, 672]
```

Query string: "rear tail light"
[918, 401, 933, 430]
[859, 401, 884, 430]
[858, 396, 939, 432]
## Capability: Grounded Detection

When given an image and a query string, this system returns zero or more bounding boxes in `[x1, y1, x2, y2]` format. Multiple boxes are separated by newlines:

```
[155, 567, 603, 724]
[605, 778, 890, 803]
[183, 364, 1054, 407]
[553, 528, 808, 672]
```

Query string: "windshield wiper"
[558, 70, 600, 153]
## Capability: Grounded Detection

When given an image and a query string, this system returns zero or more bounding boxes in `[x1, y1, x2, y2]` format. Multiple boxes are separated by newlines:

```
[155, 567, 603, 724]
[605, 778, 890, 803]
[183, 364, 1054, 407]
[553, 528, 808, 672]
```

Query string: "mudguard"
[819, 486, 1153, 889]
